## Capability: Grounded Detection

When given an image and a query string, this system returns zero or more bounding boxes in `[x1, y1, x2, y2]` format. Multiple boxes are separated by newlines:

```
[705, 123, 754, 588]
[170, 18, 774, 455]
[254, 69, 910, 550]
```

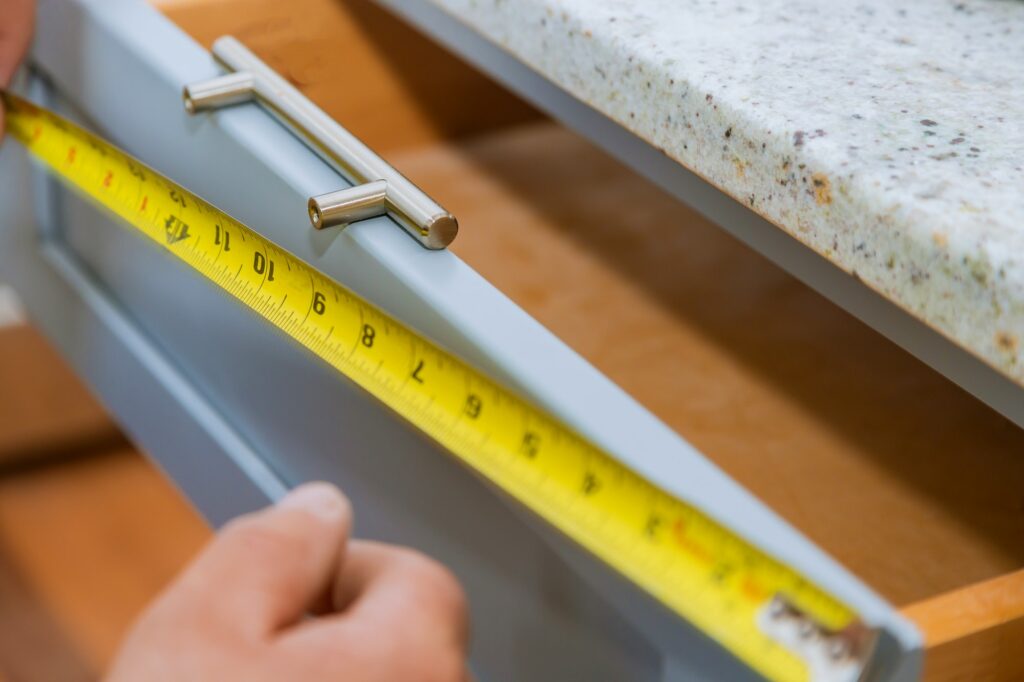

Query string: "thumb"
[171, 482, 352, 638]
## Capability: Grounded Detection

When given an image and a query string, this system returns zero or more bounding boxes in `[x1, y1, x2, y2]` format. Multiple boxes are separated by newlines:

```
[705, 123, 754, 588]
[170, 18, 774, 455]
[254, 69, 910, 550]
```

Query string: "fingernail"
[277, 482, 347, 522]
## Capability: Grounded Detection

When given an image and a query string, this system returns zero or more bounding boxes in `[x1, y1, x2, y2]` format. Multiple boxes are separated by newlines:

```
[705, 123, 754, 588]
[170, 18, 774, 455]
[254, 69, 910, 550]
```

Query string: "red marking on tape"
[741, 577, 767, 603]
[672, 519, 714, 564]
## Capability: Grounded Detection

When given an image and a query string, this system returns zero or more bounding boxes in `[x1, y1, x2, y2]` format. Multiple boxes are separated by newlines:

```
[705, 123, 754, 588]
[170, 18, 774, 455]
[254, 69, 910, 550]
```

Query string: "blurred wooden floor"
[0, 325, 210, 681]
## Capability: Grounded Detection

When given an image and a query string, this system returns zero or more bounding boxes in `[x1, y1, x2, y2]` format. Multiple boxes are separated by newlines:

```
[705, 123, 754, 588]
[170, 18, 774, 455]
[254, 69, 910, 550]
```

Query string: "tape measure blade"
[2, 91, 873, 682]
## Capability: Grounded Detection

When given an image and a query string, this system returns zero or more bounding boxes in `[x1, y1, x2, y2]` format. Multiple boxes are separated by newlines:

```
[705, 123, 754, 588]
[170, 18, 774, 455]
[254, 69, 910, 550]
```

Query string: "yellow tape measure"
[4, 92, 865, 682]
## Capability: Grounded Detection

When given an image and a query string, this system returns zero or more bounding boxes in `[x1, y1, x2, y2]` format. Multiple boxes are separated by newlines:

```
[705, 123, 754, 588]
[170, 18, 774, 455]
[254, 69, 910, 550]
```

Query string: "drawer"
[1, 0, 1021, 679]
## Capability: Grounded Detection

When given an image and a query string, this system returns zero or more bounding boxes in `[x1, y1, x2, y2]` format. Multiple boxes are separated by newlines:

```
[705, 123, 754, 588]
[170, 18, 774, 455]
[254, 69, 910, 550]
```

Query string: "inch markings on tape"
[3, 92, 873, 682]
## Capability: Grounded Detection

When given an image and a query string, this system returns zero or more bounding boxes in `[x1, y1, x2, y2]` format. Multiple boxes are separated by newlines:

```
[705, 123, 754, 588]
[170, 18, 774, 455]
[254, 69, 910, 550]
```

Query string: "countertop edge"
[424, 0, 1024, 389]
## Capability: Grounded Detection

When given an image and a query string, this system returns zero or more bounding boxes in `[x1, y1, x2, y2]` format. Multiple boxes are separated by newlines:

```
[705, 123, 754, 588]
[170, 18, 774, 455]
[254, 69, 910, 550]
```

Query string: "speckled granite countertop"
[427, 0, 1024, 384]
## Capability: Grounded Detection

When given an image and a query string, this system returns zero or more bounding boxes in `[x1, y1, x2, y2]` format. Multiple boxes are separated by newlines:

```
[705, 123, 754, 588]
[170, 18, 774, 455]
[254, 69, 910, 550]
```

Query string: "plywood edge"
[902, 568, 1024, 681]
[902, 568, 1024, 647]
[0, 325, 124, 468]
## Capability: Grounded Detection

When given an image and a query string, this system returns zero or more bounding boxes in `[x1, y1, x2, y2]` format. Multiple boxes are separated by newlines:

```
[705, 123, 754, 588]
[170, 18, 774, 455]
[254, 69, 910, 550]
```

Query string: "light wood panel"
[0, 447, 209, 674]
[156, 0, 540, 154]
[0, 326, 124, 468]
[904, 569, 1024, 681]
[391, 124, 1024, 678]
[0, 327, 209, 679]
[392, 123, 1024, 608]
[0, 328, 208, 675]
[905, 569, 1024, 649]
[0, 533, 93, 681]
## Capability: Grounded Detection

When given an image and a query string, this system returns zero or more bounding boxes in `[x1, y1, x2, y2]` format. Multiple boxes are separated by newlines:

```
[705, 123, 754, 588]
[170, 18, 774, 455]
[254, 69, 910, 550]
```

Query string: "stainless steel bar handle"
[182, 36, 457, 250]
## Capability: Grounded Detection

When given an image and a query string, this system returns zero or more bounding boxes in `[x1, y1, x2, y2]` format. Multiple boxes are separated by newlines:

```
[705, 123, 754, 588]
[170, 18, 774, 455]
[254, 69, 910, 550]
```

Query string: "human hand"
[0, 0, 35, 137]
[107, 482, 470, 682]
